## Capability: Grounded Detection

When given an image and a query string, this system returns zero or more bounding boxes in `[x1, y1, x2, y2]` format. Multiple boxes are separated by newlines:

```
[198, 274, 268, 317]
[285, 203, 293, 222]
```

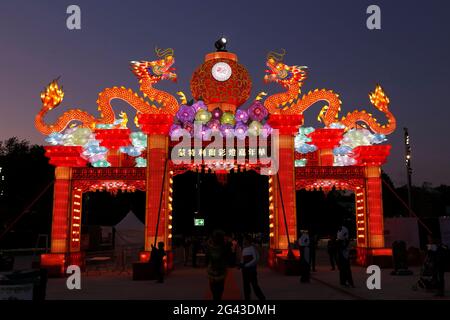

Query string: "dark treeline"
[0, 137, 54, 248]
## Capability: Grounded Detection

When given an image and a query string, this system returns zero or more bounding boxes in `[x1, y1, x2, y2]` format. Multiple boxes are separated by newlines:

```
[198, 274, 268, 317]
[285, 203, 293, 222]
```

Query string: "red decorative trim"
[137, 114, 173, 135]
[44, 146, 87, 167]
[308, 128, 344, 149]
[95, 128, 131, 150]
[71, 167, 146, 180]
[267, 114, 303, 135]
[353, 145, 391, 166]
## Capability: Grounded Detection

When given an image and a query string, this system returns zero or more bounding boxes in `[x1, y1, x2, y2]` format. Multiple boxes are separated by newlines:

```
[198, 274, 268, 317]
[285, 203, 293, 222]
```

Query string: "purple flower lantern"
[261, 123, 273, 138]
[176, 105, 195, 123]
[211, 107, 223, 120]
[235, 109, 249, 123]
[234, 122, 248, 140]
[207, 119, 221, 131]
[220, 124, 234, 138]
[192, 100, 207, 112]
[183, 122, 194, 136]
[194, 126, 212, 140]
[247, 101, 268, 121]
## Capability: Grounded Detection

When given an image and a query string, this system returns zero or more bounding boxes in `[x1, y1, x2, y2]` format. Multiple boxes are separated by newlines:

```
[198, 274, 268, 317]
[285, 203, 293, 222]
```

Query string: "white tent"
[114, 211, 145, 248]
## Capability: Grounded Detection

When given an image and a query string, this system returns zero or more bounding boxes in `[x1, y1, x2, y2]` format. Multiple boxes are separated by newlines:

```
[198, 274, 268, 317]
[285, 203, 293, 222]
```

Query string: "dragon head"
[369, 85, 390, 112]
[264, 49, 308, 88]
[130, 47, 177, 83]
[40, 78, 64, 111]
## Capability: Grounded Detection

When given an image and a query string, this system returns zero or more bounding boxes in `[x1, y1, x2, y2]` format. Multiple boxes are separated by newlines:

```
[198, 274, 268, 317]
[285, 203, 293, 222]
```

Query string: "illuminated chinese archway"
[36, 46, 396, 276]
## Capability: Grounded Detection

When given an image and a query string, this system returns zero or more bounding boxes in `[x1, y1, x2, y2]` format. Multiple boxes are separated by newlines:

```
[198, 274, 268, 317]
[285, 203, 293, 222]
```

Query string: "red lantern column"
[353, 145, 392, 265]
[67, 187, 85, 269]
[138, 114, 173, 261]
[41, 167, 72, 276]
[268, 115, 302, 251]
[365, 166, 384, 248]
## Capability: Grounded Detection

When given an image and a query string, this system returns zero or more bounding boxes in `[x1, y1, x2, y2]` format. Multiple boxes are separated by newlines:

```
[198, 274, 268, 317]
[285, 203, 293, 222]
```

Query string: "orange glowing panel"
[145, 136, 169, 251]
[273, 137, 297, 249]
[366, 177, 384, 248]
[70, 188, 83, 252]
[371, 248, 392, 256]
[51, 179, 71, 253]
[355, 186, 367, 247]
[140, 251, 150, 262]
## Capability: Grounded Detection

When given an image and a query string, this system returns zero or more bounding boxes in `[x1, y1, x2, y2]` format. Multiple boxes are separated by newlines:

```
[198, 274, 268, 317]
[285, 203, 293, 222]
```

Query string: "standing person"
[206, 230, 228, 301]
[240, 236, 266, 300]
[225, 236, 233, 267]
[428, 237, 446, 297]
[230, 236, 238, 267]
[310, 232, 317, 272]
[192, 237, 199, 268]
[298, 230, 311, 283]
[151, 241, 166, 283]
[336, 226, 354, 287]
[183, 237, 191, 266]
[327, 235, 337, 271]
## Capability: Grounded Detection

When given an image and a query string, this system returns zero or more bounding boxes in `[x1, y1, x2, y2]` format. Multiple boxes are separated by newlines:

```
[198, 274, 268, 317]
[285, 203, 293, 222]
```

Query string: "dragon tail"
[35, 79, 97, 135]
[340, 85, 396, 135]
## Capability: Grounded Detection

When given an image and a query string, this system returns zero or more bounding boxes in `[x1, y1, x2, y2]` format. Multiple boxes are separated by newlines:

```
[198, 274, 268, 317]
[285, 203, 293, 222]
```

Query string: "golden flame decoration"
[369, 85, 390, 108]
[40, 79, 64, 109]
[255, 92, 267, 101]
[267, 49, 286, 62]
[134, 114, 140, 128]
[155, 47, 174, 59]
[118, 111, 128, 128]
[176, 91, 187, 104]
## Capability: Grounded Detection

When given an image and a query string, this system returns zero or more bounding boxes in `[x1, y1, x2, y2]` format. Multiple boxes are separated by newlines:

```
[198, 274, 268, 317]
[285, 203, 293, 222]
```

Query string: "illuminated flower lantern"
[308, 128, 344, 166]
[195, 109, 212, 124]
[190, 51, 252, 114]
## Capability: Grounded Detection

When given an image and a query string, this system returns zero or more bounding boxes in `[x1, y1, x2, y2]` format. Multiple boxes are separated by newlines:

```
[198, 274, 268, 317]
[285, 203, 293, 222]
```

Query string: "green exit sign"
[194, 218, 205, 227]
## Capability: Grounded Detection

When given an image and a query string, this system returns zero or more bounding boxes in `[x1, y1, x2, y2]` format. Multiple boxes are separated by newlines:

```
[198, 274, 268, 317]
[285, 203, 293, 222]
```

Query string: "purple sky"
[0, 0, 449, 186]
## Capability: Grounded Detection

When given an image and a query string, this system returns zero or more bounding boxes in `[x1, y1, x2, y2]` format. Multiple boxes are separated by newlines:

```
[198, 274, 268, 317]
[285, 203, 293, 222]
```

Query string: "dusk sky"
[0, 0, 449, 186]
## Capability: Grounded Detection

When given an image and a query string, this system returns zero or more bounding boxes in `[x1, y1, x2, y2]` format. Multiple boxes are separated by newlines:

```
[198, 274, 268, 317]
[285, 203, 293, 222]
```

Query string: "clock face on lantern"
[211, 62, 232, 81]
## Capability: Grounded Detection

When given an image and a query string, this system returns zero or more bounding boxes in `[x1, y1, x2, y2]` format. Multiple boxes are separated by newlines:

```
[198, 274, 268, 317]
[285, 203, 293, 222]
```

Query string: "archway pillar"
[356, 165, 392, 266]
[139, 114, 173, 268]
[267, 114, 302, 269]
[41, 167, 83, 276]
[272, 135, 297, 250]
[144, 135, 170, 253]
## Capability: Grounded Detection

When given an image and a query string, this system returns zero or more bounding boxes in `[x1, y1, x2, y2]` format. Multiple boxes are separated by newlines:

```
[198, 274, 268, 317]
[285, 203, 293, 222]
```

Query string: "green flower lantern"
[220, 112, 236, 126]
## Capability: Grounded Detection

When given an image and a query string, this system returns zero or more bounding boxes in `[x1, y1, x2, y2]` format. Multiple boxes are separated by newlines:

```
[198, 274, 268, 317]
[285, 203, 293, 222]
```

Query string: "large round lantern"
[190, 52, 252, 113]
